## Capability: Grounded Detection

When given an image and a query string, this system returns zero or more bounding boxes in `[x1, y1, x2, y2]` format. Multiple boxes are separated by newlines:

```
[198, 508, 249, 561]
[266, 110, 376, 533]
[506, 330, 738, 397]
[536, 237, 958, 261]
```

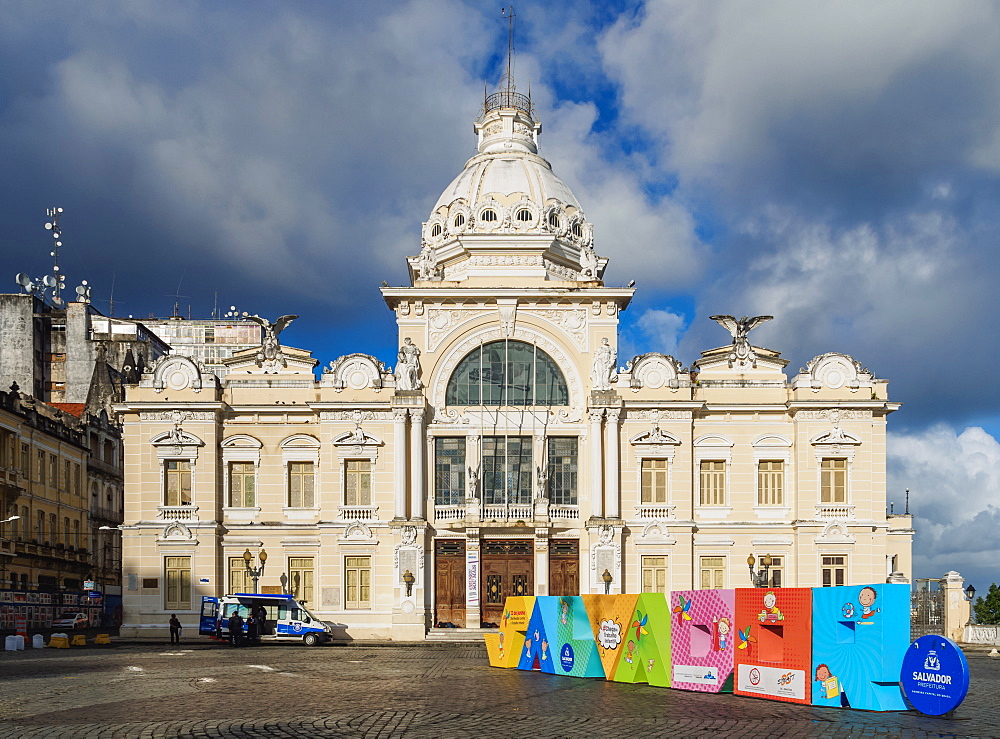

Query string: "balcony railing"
[481, 504, 533, 523]
[338, 505, 378, 521]
[157, 505, 199, 521]
[434, 505, 466, 523]
[815, 504, 855, 519]
[549, 505, 580, 521]
[635, 504, 676, 520]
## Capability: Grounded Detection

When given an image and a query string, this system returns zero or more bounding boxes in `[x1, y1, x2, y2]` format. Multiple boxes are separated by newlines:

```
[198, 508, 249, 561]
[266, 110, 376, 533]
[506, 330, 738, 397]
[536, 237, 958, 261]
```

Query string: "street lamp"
[402, 569, 415, 597]
[602, 569, 613, 595]
[965, 584, 976, 601]
[243, 548, 267, 592]
[748, 553, 773, 588]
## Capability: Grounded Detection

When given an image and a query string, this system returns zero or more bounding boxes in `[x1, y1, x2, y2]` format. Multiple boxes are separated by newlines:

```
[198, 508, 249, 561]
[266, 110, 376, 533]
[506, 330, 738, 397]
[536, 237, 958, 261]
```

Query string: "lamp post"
[402, 569, 415, 597]
[747, 553, 773, 588]
[602, 568, 613, 595]
[243, 548, 267, 592]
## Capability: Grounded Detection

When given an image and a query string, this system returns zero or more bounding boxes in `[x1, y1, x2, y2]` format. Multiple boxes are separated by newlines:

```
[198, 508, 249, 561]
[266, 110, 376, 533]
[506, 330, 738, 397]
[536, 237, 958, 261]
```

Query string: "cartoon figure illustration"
[815, 663, 840, 699]
[625, 640, 636, 663]
[502, 609, 511, 628]
[498, 631, 505, 658]
[715, 617, 732, 650]
[647, 658, 656, 673]
[559, 598, 570, 626]
[632, 611, 649, 641]
[737, 624, 757, 650]
[758, 591, 784, 622]
[841, 602, 855, 619]
[859, 586, 880, 620]
[673, 595, 693, 621]
[524, 637, 532, 656]
[541, 639, 549, 661]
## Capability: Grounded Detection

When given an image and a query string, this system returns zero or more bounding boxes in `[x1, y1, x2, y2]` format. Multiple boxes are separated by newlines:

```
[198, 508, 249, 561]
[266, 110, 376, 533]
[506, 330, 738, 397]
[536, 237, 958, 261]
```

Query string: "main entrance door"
[481, 539, 534, 627]
[549, 539, 580, 596]
[434, 539, 466, 628]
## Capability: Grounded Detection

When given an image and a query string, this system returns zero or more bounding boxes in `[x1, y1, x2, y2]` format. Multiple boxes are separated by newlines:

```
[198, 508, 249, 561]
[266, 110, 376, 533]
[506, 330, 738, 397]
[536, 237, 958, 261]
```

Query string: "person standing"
[228, 611, 244, 648]
[246, 613, 258, 646]
[169, 614, 182, 645]
[256, 605, 268, 637]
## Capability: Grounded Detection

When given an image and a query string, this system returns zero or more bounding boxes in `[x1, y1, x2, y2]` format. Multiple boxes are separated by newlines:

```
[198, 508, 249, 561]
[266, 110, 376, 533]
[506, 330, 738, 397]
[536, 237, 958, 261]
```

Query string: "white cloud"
[635, 308, 687, 357]
[889, 425, 1000, 584]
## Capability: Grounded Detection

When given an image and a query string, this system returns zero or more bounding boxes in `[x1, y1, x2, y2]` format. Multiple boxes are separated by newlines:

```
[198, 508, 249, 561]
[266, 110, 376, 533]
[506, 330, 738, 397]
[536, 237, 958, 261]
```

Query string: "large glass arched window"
[446, 340, 568, 406]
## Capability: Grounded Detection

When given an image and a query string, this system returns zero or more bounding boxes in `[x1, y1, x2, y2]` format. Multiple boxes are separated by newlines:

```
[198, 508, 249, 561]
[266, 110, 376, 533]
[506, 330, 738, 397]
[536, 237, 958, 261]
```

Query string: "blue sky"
[2, 0, 999, 590]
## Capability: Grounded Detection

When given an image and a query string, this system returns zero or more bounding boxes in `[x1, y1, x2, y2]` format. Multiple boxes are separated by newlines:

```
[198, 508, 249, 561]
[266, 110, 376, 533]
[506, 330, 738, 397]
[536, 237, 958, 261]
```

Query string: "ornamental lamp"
[602, 568, 613, 595]
[402, 569, 415, 597]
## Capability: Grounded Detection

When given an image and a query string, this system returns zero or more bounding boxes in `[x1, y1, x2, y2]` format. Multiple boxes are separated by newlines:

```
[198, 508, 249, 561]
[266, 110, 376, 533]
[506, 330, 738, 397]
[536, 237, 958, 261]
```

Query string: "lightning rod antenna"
[501, 5, 516, 94]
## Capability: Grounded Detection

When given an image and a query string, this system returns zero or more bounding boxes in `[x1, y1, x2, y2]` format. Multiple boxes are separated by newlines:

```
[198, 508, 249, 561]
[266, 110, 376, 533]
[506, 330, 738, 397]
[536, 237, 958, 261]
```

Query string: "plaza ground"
[0, 640, 997, 738]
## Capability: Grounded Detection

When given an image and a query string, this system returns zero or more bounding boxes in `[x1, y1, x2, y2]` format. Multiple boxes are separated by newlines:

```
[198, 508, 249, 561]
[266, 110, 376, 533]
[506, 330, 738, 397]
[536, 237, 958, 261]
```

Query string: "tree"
[973, 583, 1000, 625]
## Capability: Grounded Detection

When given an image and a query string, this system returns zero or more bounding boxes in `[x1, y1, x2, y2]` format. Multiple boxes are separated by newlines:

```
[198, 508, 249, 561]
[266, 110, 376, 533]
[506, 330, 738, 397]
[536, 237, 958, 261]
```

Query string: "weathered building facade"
[117, 88, 912, 639]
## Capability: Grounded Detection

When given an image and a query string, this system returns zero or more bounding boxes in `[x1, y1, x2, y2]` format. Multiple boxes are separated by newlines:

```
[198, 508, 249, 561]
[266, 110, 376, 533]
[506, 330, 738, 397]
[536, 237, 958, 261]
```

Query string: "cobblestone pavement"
[0, 641, 997, 738]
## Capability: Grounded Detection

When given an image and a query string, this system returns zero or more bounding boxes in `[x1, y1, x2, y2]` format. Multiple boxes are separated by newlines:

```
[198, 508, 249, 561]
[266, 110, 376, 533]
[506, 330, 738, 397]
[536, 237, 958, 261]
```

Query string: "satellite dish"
[42, 275, 57, 288]
[15, 273, 31, 287]
[51, 297, 65, 308]
[44, 222, 53, 230]
[76, 286, 87, 297]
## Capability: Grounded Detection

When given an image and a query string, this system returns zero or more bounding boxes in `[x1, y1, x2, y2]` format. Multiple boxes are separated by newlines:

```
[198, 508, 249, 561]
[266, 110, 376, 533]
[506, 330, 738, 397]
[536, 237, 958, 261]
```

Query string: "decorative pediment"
[801, 352, 874, 391]
[150, 355, 204, 392]
[221, 434, 262, 449]
[636, 522, 677, 545]
[753, 434, 792, 448]
[158, 521, 194, 542]
[630, 427, 681, 446]
[341, 520, 375, 542]
[811, 428, 861, 445]
[816, 521, 855, 544]
[280, 434, 320, 450]
[150, 429, 204, 447]
[694, 434, 734, 448]
[323, 353, 385, 391]
[626, 353, 684, 390]
[332, 430, 384, 446]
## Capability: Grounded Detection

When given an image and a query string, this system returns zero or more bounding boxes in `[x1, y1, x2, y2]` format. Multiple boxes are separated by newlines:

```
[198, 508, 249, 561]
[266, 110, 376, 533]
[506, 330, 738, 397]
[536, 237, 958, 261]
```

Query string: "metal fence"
[911, 578, 945, 640]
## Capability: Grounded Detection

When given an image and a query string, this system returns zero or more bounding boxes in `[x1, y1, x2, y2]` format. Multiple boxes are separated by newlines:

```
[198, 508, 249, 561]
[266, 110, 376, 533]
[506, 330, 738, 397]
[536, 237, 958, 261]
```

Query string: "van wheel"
[303, 633, 319, 646]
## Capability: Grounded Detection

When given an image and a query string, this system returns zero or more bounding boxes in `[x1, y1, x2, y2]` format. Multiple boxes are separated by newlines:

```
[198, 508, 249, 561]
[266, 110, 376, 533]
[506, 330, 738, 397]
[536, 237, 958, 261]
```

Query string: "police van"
[199, 593, 334, 645]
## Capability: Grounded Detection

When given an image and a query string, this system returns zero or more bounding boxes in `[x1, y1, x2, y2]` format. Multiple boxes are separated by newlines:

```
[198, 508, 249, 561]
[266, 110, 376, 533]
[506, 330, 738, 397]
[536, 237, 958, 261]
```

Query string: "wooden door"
[434, 539, 466, 628]
[480, 539, 533, 627]
[549, 539, 580, 596]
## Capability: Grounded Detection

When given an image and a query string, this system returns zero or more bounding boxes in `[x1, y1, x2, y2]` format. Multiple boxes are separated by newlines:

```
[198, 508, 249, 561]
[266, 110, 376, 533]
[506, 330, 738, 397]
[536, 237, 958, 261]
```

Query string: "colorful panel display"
[581, 593, 639, 679]
[516, 596, 604, 677]
[811, 584, 909, 711]
[734, 588, 813, 705]
[670, 589, 736, 692]
[608, 593, 672, 687]
[485, 596, 534, 668]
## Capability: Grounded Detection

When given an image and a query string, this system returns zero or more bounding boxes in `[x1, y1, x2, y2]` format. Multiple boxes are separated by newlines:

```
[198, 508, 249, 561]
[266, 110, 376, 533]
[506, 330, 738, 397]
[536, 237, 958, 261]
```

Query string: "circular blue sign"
[900, 635, 970, 716]
[560, 643, 575, 673]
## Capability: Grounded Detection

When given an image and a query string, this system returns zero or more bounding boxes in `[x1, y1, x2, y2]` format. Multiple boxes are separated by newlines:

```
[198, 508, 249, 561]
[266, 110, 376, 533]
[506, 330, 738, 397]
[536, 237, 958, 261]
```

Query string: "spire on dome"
[482, 6, 533, 119]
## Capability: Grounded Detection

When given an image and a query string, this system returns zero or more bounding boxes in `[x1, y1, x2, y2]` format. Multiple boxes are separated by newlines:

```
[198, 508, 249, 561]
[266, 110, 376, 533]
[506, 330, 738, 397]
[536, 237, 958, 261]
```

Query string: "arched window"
[446, 340, 568, 406]
[516, 208, 532, 222]
[481, 208, 498, 223]
[454, 214, 465, 228]
[431, 224, 442, 237]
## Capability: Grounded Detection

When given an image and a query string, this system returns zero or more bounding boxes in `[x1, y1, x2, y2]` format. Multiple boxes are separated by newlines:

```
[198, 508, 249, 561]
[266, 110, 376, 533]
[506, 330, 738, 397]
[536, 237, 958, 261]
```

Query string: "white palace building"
[117, 85, 913, 639]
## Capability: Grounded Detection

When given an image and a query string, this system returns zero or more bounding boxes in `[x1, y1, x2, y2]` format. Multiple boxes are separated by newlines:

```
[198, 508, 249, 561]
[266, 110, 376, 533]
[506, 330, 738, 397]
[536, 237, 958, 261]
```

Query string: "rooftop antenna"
[43, 207, 67, 306]
[501, 5, 516, 95]
[166, 274, 190, 318]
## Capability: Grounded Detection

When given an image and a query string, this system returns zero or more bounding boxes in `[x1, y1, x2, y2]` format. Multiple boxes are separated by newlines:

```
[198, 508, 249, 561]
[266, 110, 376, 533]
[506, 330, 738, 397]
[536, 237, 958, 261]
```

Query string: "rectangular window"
[641, 556, 668, 593]
[229, 557, 251, 594]
[72, 519, 80, 550]
[822, 555, 847, 587]
[821, 458, 847, 503]
[63, 460, 70, 492]
[754, 554, 784, 588]
[73, 463, 81, 495]
[37, 510, 45, 543]
[641, 459, 669, 504]
[700, 556, 725, 589]
[165, 556, 192, 609]
[345, 556, 371, 609]
[547, 437, 578, 505]
[434, 437, 465, 505]
[289, 557, 314, 604]
[229, 462, 256, 508]
[49, 454, 57, 488]
[36, 450, 45, 484]
[344, 460, 371, 506]
[288, 462, 315, 508]
[164, 460, 192, 506]
[482, 436, 532, 506]
[757, 461, 784, 506]
[21, 444, 29, 476]
[699, 461, 726, 506]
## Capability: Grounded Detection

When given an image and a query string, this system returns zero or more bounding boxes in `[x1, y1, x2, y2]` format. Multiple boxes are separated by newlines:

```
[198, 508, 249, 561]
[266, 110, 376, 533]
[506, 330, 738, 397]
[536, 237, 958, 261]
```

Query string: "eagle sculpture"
[709, 314, 773, 368]
[245, 314, 298, 368]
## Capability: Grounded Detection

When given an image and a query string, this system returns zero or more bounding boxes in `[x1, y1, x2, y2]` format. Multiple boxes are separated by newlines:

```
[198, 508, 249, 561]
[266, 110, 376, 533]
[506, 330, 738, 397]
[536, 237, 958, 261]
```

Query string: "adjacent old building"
[117, 84, 913, 640]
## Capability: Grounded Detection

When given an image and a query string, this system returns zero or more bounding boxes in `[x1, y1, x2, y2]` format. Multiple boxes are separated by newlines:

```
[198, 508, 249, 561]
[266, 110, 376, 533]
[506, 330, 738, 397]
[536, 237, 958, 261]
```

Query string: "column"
[604, 409, 621, 519]
[392, 409, 408, 519]
[589, 409, 604, 517]
[410, 409, 426, 520]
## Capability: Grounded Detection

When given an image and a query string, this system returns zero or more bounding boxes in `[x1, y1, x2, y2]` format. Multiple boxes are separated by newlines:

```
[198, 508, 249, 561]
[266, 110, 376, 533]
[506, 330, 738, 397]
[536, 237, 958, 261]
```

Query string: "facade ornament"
[579, 245, 599, 279]
[535, 465, 548, 499]
[467, 465, 480, 499]
[417, 244, 440, 281]
[400, 525, 417, 546]
[709, 314, 773, 369]
[598, 524, 614, 546]
[246, 314, 298, 370]
[394, 337, 422, 391]
[591, 338, 617, 391]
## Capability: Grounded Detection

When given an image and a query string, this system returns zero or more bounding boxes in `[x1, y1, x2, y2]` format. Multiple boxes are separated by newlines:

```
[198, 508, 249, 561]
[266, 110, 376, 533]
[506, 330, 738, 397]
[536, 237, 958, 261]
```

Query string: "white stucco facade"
[117, 88, 913, 640]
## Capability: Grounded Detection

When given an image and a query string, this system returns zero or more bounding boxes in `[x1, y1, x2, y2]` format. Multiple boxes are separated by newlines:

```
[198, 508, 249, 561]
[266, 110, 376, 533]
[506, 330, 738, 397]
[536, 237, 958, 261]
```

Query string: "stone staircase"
[424, 627, 497, 643]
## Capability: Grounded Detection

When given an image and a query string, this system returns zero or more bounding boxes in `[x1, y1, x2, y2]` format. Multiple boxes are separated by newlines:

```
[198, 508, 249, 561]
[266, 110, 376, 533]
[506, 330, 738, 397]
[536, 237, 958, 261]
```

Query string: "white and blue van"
[199, 593, 334, 646]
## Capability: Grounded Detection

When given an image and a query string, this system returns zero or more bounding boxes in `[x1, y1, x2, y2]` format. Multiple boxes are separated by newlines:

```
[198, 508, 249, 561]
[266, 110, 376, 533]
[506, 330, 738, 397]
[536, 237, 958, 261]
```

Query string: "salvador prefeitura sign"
[900, 635, 970, 716]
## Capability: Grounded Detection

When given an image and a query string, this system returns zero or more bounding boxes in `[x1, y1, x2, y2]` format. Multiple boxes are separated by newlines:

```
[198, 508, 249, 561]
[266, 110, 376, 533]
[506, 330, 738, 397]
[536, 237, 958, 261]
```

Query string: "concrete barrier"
[49, 634, 70, 648]
[31, 634, 44, 649]
[94, 633, 111, 645]
[70, 634, 87, 646]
